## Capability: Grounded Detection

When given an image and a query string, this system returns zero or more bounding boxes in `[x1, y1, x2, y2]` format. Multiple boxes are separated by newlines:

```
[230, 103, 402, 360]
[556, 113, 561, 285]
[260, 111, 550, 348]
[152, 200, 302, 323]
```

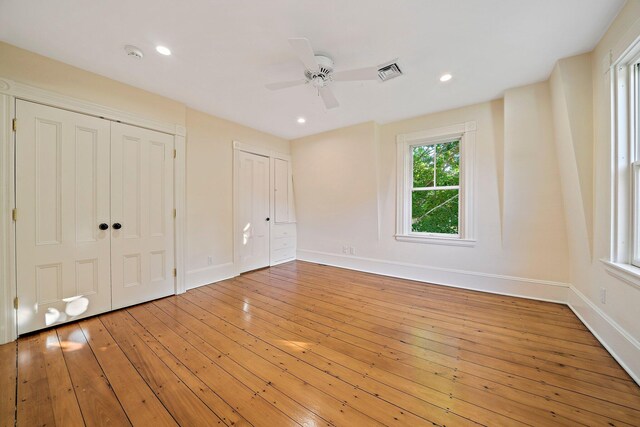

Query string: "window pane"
[412, 145, 435, 187]
[412, 189, 459, 234]
[436, 140, 460, 186]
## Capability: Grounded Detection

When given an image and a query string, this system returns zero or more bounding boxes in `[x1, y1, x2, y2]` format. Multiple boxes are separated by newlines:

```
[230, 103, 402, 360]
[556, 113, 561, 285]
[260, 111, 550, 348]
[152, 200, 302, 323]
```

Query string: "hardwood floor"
[2, 260, 640, 426]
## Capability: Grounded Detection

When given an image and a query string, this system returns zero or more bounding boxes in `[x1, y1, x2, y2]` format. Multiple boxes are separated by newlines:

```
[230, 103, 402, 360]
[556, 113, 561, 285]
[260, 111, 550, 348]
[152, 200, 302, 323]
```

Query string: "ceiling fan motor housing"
[305, 55, 334, 87]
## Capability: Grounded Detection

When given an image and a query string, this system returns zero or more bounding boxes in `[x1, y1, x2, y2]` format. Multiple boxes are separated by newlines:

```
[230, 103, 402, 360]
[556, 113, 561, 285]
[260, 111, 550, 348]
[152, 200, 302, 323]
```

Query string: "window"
[606, 38, 640, 287]
[411, 140, 460, 234]
[612, 45, 640, 267]
[396, 122, 476, 246]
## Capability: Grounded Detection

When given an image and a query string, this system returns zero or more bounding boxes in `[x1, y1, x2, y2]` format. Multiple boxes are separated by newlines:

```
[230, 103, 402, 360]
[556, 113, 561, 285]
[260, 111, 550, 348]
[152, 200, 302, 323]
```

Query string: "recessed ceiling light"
[297, 117, 306, 124]
[156, 45, 172, 56]
[440, 73, 453, 82]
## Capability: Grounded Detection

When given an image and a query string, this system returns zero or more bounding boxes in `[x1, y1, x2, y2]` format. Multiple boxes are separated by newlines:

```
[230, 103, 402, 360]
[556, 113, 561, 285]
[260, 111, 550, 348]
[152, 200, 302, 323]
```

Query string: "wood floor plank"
[79, 317, 179, 427]
[206, 278, 640, 426]
[261, 268, 597, 344]
[187, 286, 633, 427]
[56, 323, 132, 427]
[0, 342, 16, 427]
[6, 260, 640, 426]
[222, 275, 633, 393]
[145, 298, 467, 427]
[99, 311, 228, 426]
[124, 304, 315, 427]
[227, 274, 627, 377]
[40, 330, 84, 427]
[17, 334, 57, 427]
[158, 295, 518, 426]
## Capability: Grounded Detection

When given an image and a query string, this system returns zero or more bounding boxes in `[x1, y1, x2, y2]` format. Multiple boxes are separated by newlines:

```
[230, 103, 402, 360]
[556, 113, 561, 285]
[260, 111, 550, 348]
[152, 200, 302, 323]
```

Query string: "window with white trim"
[613, 46, 640, 269]
[396, 122, 476, 246]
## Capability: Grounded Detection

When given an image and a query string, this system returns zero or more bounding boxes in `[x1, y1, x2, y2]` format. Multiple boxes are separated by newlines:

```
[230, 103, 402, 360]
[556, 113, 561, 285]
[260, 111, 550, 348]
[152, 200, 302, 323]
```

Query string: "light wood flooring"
[1, 261, 640, 426]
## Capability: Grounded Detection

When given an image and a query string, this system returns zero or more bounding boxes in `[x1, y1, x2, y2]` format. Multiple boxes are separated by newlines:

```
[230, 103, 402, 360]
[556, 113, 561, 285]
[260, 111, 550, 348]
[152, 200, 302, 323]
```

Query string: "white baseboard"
[185, 262, 236, 290]
[567, 286, 640, 384]
[297, 249, 569, 303]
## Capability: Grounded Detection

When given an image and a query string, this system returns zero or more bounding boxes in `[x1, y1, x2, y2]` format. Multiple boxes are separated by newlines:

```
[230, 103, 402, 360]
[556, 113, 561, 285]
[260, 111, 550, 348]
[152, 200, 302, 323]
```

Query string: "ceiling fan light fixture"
[124, 45, 144, 59]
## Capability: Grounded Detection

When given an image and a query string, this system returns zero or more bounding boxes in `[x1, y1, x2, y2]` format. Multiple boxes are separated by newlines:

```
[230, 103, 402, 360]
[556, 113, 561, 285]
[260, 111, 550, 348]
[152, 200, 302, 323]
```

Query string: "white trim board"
[296, 248, 640, 385]
[297, 249, 569, 303]
[568, 286, 640, 385]
[185, 263, 237, 290]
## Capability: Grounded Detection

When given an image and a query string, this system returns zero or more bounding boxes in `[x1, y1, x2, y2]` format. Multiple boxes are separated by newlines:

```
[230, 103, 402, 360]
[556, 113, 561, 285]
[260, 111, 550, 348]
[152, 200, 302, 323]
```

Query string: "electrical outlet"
[600, 288, 606, 304]
[207, 256, 213, 266]
[342, 245, 349, 254]
[349, 247, 356, 255]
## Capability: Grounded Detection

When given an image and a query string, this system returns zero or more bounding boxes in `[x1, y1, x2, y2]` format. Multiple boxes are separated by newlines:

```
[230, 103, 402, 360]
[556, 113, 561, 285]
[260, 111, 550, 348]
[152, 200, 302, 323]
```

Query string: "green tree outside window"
[411, 140, 460, 234]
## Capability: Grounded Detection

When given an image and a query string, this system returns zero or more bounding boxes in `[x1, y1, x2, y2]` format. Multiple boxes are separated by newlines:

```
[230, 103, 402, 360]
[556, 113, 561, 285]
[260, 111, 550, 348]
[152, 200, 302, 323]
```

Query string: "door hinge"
[11, 208, 17, 221]
[172, 268, 177, 277]
[13, 297, 18, 310]
[12, 118, 17, 132]
[173, 209, 177, 218]
[173, 149, 177, 159]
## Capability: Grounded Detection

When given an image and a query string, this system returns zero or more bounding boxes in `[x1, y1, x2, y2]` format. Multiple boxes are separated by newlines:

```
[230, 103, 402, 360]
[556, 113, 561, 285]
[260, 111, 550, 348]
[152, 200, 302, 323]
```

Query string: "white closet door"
[238, 151, 270, 272]
[110, 122, 175, 309]
[15, 100, 111, 334]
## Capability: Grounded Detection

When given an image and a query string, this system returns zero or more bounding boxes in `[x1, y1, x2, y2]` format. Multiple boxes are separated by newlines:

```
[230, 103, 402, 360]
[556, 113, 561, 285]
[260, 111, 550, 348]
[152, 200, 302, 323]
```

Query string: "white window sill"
[395, 234, 476, 247]
[601, 259, 640, 290]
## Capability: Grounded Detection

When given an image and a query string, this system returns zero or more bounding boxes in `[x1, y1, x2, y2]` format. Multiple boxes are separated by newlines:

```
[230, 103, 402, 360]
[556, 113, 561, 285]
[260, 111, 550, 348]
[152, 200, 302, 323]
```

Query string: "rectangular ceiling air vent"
[378, 63, 403, 82]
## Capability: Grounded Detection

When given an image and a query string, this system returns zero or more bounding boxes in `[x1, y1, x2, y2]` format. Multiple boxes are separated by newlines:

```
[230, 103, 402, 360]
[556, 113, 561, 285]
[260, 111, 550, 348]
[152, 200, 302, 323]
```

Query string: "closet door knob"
[266, 217, 270, 222]
[112, 223, 122, 230]
[98, 223, 109, 230]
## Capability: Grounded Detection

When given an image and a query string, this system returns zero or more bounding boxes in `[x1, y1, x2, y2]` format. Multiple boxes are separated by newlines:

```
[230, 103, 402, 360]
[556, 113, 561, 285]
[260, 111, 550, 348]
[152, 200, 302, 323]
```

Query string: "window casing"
[609, 39, 640, 285]
[396, 122, 476, 246]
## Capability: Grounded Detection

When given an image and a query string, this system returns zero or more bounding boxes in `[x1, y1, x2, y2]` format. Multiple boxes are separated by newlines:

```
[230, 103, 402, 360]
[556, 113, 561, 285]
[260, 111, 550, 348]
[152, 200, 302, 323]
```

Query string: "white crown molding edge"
[0, 77, 185, 136]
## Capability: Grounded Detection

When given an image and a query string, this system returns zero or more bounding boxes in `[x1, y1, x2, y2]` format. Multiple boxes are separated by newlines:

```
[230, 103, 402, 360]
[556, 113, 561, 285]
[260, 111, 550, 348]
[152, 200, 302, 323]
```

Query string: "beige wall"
[566, 0, 640, 340]
[0, 42, 186, 126]
[293, 94, 570, 283]
[185, 108, 289, 275]
[0, 42, 291, 289]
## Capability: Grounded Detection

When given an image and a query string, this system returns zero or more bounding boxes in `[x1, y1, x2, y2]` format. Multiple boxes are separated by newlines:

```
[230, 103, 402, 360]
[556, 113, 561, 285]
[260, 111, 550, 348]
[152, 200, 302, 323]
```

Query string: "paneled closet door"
[238, 151, 270, 272]
[15, 100, 112, 334]
[110, 122, 175, 309]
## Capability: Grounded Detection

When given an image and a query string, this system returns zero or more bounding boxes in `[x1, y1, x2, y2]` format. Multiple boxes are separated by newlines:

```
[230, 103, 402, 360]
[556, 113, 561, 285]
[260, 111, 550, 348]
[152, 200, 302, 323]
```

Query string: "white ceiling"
[0, 0, 625, 139]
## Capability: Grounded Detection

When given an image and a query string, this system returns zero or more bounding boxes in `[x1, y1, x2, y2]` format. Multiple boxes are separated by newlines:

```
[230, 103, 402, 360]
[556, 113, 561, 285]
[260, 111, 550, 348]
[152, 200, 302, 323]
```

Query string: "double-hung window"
[607, 38, 640, 287]
[396, 121, 476, 246]
[612, 45, 640, 266]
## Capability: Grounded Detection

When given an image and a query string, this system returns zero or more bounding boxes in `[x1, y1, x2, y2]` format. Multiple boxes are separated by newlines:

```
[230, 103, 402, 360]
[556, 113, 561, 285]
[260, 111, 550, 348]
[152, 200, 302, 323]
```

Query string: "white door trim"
[0, 76, 187, 344]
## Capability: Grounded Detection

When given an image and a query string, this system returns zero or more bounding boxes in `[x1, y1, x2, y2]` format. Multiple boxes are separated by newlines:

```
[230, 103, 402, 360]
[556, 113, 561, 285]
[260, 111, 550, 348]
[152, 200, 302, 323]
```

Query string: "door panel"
[16, 100, 111, 334]
[238, 151, 270, 272]
[274, 158, 289, 223]
[110, 122, 174, 309]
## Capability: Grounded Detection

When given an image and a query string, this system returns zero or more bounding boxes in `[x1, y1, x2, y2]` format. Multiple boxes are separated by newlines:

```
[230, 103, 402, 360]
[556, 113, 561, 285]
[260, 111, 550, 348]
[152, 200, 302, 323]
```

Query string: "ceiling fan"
[266, 38, 384, 109]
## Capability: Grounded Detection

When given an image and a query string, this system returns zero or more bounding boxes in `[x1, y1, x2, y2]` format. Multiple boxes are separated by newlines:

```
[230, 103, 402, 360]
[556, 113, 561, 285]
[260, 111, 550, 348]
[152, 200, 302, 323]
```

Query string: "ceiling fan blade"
[332, 66, 380, 81]
[288, 38, 319, 71]
[265, 79, 308, 90]
[319, 86, 339, 109]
